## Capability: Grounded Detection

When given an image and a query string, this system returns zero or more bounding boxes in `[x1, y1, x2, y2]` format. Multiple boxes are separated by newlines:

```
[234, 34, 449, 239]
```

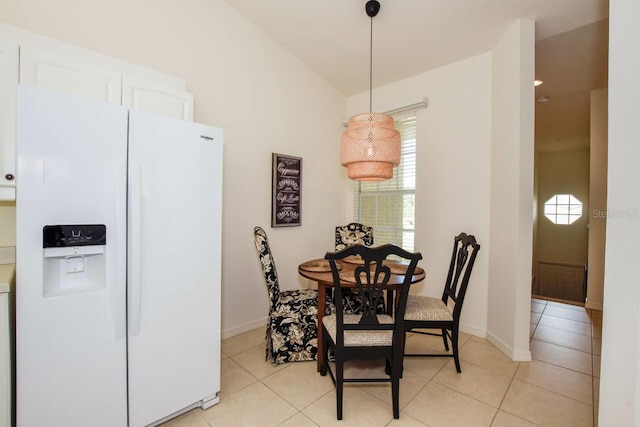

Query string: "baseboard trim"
[459, 323, 531, 361]
[585, 301, 603, 311]
[485, 330, 532, 362]
[459, 323, 486, 339]
[222, 317, 266, 340]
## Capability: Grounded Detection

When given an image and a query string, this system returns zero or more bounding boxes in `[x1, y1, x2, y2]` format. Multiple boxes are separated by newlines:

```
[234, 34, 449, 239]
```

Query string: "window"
[354, 115, 416, 250]
[544, 194, 583, 225]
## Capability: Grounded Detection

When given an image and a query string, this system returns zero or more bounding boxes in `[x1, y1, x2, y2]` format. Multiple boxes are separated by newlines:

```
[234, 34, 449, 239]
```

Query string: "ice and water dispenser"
[43, 225, 107, 298]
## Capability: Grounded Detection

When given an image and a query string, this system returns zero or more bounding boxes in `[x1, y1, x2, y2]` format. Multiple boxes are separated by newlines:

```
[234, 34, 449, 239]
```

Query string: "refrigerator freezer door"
[16, 85, 129, 426]
[127, 110, 222, 426]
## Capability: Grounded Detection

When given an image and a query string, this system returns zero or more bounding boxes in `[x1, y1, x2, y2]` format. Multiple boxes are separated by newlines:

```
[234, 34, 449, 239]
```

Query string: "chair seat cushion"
[323, 314, 394, 346]
[276, 288, 318, 313]
[404, 295, 454, 321]
[275, 289, 333, 318]
[267, 289, 324, 365]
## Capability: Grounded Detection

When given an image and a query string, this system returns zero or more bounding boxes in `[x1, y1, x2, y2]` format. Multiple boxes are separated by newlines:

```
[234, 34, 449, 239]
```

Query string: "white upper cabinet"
[0, 41, 18, 200]
[0, 22, 194, 201]
[19, 47, 122, 104]
[122, 75, 194, 121]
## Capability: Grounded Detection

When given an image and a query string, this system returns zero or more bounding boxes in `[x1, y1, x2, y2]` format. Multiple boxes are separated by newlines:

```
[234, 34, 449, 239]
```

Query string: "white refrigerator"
[15, 85, 222, 427]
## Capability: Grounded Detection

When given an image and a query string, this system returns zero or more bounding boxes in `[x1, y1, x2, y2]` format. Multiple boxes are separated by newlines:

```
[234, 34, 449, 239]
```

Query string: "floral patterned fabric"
[340, 288, 385, 315]
[334, 223, 374, 251]
[334, 223, 384, 315]
[254, 226, 331, 365]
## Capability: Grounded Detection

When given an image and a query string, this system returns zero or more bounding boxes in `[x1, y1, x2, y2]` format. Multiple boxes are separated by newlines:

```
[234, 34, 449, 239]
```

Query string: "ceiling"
[223, 0, 609, 151]
[535, 19, 608, 152]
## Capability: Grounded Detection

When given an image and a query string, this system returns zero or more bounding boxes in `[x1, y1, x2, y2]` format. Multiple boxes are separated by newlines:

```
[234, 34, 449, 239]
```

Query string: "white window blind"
[354, 115, 416, 250]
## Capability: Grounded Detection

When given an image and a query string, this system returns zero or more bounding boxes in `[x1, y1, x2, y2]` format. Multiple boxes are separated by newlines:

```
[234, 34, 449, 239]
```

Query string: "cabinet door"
[0, 41, 18, 201]
[19, 46, 122, 104]
[122, 75, 194, 121]
[1, 292, 11, 427]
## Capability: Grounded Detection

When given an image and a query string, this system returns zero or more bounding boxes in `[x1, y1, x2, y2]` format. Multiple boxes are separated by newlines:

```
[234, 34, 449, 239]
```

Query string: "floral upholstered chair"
[334, 223, 384, 314]
[254, 226, 330, 365]
[335, 222, 374, 251]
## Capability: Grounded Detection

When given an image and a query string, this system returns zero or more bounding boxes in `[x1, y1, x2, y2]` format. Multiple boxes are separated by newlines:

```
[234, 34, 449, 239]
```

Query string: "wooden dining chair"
[334, 222, 384, 314]
[253, 226, 331, 365]
[403, 232, 480, 373]
[321, 244, 422, 420]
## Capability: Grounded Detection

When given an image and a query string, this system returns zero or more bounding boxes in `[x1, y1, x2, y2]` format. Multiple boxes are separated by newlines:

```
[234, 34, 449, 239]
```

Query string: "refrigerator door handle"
[129, 161, 142, 336]
[115, 160, 127, 339]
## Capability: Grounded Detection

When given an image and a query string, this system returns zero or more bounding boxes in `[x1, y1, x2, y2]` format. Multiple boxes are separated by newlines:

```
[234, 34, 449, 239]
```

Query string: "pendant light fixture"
[340, 0, 401, 181]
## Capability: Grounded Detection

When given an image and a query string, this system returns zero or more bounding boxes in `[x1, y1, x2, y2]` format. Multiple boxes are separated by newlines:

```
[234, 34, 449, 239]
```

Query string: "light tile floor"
[162, 298, 601, 426]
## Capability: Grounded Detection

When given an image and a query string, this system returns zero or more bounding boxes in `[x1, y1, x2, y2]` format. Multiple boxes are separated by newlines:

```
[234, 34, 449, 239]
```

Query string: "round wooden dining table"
[298, 258, 426, 371]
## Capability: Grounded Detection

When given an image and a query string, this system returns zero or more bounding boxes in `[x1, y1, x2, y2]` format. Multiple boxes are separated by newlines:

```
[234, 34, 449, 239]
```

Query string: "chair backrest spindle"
[326, 244, 422, 339]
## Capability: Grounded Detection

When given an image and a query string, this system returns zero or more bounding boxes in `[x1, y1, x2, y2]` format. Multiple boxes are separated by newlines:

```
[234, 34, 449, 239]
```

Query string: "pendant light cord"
[369, 14, 373, 114]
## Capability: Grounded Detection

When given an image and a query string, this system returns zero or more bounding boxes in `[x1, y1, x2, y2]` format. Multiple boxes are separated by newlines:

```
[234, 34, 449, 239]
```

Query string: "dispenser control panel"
[43, 225, 106, 248]
[42, 224, 107, 298]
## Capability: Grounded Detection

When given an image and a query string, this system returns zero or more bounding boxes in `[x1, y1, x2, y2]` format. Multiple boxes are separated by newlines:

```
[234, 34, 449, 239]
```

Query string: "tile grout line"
[416, 337, 523, 423]
[533, 299, 598, 427]
[490, 360, 521, 426]
[530, 335, 594, 355]
[527, 349, 594, 377]
[538, 309, 594, 325]
[395, 333, 444, 416]
[530, 300, 547, 340]
[208, 300, 597, 427]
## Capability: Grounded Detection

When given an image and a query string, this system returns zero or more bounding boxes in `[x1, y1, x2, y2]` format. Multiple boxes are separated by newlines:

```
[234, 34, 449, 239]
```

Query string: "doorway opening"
[532, 19, 608, 307]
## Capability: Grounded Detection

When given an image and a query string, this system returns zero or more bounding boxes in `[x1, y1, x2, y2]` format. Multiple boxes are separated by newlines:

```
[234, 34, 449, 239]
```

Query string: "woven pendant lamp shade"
[340, 0, 401, 181]
[341, 113, 401, 181]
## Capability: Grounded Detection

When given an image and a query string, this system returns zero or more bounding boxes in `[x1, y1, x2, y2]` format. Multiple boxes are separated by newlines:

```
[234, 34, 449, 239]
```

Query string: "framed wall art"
[272, 153, 302, 227]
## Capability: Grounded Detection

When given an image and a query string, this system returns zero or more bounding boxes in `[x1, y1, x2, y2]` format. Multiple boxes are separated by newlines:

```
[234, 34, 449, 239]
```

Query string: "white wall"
[0, 0, 348, 337]
[345, 21, 535, 360]
[487, 19, 535, 361]
[599, 0, 640, 424]
[347, 52, 493, 340]
[535, 149, 590, 265]
[587, 88, 607, 311]
[0, 3, 544, 369]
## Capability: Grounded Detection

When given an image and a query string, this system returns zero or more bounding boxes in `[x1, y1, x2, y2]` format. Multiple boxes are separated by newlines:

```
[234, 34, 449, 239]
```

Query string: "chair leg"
[336, 356, 344, 420]
[391, 351, 401, 419]
[441, 328, 449, 351]
[451, 328, 461, 373]
[391, 375, 400, 419]
[402, 331, 407, 356]
[399, 333, 406, 378]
